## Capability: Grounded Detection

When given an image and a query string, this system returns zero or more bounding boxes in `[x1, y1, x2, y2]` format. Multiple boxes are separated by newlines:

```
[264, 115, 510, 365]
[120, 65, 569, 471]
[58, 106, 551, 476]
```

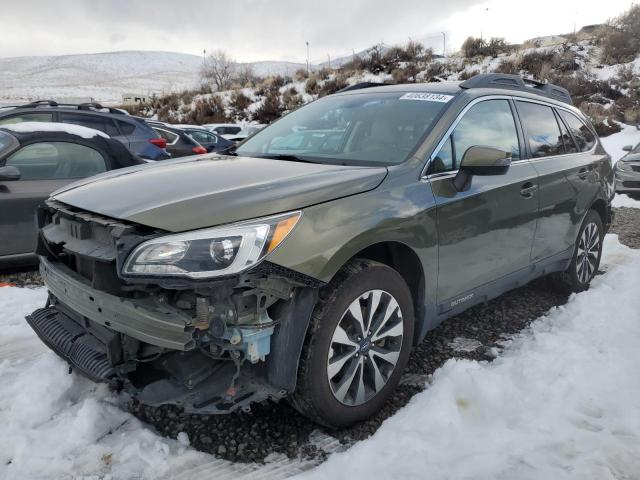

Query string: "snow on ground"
[302, 235, 640, 480]
[612, 194, 640, 209]
[601, 123, 640, 164]
[1, 234, 639, 479]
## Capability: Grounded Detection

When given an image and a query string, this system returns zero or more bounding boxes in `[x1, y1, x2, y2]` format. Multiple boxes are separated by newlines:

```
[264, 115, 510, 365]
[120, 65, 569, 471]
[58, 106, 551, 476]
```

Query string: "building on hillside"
[122, 93, 148, 105]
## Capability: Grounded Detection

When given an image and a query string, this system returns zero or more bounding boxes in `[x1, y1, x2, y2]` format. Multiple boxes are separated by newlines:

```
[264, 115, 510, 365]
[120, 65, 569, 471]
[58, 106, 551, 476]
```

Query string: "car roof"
[334, 75, 575, 107]
[0, 104, 145, 126]
[334, 81, 462, 97]
[0, 121, 109, 139]
[0, 123, 144, 168]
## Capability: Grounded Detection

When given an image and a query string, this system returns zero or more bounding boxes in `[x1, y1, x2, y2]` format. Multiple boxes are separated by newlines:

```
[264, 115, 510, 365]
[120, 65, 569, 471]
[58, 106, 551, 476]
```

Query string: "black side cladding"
[25, 307, 116, 382]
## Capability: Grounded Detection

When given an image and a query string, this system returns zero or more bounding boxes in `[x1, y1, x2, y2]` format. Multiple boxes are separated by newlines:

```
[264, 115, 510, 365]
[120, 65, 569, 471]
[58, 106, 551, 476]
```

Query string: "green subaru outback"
[27, 74, 613, 427]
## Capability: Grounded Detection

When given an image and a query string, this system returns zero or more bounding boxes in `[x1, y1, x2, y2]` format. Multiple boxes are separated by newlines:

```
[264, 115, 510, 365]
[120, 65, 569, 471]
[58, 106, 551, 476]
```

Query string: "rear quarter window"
[558, 110, 596, 152]
[116, 120, 137, 135]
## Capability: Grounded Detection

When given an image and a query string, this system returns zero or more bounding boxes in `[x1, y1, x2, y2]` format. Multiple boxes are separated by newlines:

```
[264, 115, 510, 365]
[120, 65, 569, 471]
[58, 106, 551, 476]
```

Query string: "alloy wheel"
[577, 221, 600, 284]
[326, 289, 404, 406]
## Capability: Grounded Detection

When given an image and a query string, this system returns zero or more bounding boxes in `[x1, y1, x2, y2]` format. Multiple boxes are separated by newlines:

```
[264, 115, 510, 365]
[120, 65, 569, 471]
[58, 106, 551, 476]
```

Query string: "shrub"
[462, 37, 511, 58]
[597, 5, 640, 64]
[391, 68, 409, 83]
[422, 62, 445, 81]
[462, 37, 485, 57]
[294, 68, 309, 81]
[495, 59, 519, 74]
[188, 95, 228, 124]
[252, 90, 283, 123]
[305, 74, 319, 95]
[592, 119, 622, 137]
[459, 69, 480, 80]
[229, 91, 252, 120]
[282, 89, 303, 111]
[318, 74, 348, 97]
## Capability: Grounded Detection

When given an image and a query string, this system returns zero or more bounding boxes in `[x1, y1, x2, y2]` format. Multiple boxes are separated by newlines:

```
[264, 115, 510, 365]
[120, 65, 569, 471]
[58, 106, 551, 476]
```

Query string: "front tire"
[558, 210, 604, 292]
[290, 259, 414, 428]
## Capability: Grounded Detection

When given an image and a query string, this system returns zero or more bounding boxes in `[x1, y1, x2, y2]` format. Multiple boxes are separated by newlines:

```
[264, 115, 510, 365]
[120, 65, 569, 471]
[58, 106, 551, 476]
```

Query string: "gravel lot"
[2, 205, 638, 465]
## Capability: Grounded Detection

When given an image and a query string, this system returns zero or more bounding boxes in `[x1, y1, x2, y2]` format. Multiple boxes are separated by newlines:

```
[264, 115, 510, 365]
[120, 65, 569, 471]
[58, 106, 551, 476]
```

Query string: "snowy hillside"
[0, 51, 307, 105]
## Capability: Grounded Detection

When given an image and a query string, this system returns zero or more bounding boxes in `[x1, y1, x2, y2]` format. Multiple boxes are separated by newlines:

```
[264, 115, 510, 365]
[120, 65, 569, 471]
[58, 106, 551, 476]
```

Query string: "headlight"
[123, 211, 301, 278]
[616, 161, 631, 172]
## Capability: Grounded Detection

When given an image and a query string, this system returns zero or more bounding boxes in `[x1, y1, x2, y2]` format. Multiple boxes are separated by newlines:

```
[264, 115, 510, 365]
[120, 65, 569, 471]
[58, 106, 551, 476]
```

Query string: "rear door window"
[5, 142, 107, 180]
[516, 101, 564, 158]
[58, 113, 120, 137]
[558, 110, 596, 152]
[0, 112, 54, 125]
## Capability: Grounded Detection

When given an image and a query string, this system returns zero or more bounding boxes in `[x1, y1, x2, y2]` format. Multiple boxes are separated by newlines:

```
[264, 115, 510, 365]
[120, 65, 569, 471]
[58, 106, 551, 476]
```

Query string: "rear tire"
[556, 210, 604, 292]
[290, 259, 414, 428]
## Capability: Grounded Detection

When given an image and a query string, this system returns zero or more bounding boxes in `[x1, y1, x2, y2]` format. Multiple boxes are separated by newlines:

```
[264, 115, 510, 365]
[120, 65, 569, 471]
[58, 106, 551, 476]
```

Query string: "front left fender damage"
[27, 200, 322, 414]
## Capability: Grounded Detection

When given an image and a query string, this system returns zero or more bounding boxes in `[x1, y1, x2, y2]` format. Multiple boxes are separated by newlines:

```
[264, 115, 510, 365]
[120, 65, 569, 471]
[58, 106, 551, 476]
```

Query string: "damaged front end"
[27, 199, 320, 414]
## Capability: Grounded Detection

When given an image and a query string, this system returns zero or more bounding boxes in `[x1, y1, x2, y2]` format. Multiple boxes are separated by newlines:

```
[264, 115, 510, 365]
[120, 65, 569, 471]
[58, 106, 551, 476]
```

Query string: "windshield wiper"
[251, 154, 316, 163]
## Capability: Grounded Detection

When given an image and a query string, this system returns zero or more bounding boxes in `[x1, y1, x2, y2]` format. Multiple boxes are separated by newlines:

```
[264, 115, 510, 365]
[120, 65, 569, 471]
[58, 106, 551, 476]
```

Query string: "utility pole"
[441, 32, 446, 57]
[327, 54, 331, 69]
[306, 41, 310, 74]
[352, 49, 356, 63]
[480, 7, 489, 43]
[202, 49, 206, 65]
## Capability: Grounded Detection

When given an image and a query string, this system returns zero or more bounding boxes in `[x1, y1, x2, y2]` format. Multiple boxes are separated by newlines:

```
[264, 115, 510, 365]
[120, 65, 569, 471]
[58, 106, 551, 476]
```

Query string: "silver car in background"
[615, 141, 640, 197]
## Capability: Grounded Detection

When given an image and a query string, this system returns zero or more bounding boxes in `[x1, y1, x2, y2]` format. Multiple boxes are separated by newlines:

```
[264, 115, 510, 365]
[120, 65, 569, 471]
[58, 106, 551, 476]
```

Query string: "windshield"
[0, 130, 18, 156]
[236, 92, 451, 166]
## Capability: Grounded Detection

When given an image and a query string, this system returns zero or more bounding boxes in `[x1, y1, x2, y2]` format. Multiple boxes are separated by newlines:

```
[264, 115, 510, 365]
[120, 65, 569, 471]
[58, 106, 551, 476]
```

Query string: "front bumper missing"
[26, 306, 117, 382]
[25, 304, 283, 413]
[40, 257, 195, 351]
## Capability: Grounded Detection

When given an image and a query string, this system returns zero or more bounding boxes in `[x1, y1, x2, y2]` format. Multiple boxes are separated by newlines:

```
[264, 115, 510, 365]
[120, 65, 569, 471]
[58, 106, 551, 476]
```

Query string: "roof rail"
[7, 100, 128, 115]
[459, 74, 573, 105]
[76, 102, 128, 115]
[21, 100, 59, 108]
[337, 82, 391, 93]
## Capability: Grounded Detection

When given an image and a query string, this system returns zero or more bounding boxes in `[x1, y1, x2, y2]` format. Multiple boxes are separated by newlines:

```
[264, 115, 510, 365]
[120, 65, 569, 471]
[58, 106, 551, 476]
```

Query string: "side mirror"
[453, 146, 511, 192]
[459, 146, 512, 175]
[622, 145, 633, 152]
[0, 165, 20, 181]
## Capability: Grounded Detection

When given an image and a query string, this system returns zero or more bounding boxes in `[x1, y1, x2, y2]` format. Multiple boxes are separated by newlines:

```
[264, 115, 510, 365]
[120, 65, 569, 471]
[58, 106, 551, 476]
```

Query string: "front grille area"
[631, 165, 640, 173]
[26, 306, 117, 382]
[622, 181, 640, 188]
[37, 199, 160, 294]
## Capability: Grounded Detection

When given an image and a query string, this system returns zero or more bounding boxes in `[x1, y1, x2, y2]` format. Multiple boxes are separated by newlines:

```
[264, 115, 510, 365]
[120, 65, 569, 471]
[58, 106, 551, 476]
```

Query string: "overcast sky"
[0, 0, 635, 62]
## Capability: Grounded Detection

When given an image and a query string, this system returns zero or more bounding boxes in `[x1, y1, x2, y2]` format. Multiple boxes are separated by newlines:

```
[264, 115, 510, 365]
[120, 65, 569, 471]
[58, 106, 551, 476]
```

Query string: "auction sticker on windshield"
[399, 92, 454, 102]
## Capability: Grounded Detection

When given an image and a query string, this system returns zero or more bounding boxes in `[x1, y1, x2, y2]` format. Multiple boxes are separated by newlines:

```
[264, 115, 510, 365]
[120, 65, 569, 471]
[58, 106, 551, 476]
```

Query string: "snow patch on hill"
[0, 51, 307, 105]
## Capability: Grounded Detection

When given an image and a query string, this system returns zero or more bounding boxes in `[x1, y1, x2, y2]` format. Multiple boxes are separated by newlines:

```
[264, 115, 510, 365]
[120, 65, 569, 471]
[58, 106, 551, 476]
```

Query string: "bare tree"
[200, 50, 237, 91]
[235, 63, 258, 87]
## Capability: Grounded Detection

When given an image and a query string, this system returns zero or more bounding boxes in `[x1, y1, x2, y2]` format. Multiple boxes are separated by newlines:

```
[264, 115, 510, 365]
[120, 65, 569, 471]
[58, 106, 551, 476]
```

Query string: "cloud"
[0, 0, 633, 61]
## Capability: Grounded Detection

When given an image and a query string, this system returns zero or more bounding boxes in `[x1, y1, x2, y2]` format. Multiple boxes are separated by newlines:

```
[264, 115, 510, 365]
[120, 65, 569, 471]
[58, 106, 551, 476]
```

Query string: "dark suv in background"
[0, 101, 170, 160]
[26, 74, 613, 428]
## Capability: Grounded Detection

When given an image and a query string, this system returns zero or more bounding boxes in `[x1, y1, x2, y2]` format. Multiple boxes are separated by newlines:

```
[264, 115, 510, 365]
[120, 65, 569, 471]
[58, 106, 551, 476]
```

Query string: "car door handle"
[520, 182, 537, 198]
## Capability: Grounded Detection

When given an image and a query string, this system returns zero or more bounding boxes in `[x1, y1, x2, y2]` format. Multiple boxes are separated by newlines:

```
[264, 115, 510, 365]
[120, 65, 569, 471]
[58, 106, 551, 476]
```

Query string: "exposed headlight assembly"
[123, 211, 301, 278]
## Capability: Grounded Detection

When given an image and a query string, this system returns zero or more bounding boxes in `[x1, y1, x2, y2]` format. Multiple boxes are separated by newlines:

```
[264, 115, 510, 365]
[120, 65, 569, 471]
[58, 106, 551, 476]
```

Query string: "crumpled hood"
[52, 154, 387, 232]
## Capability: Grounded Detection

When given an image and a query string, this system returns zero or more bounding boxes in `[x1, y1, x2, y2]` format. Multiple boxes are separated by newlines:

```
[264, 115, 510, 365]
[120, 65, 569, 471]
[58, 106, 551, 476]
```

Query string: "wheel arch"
[590, 197, 609, 229]
[351, 241, 427, 345]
